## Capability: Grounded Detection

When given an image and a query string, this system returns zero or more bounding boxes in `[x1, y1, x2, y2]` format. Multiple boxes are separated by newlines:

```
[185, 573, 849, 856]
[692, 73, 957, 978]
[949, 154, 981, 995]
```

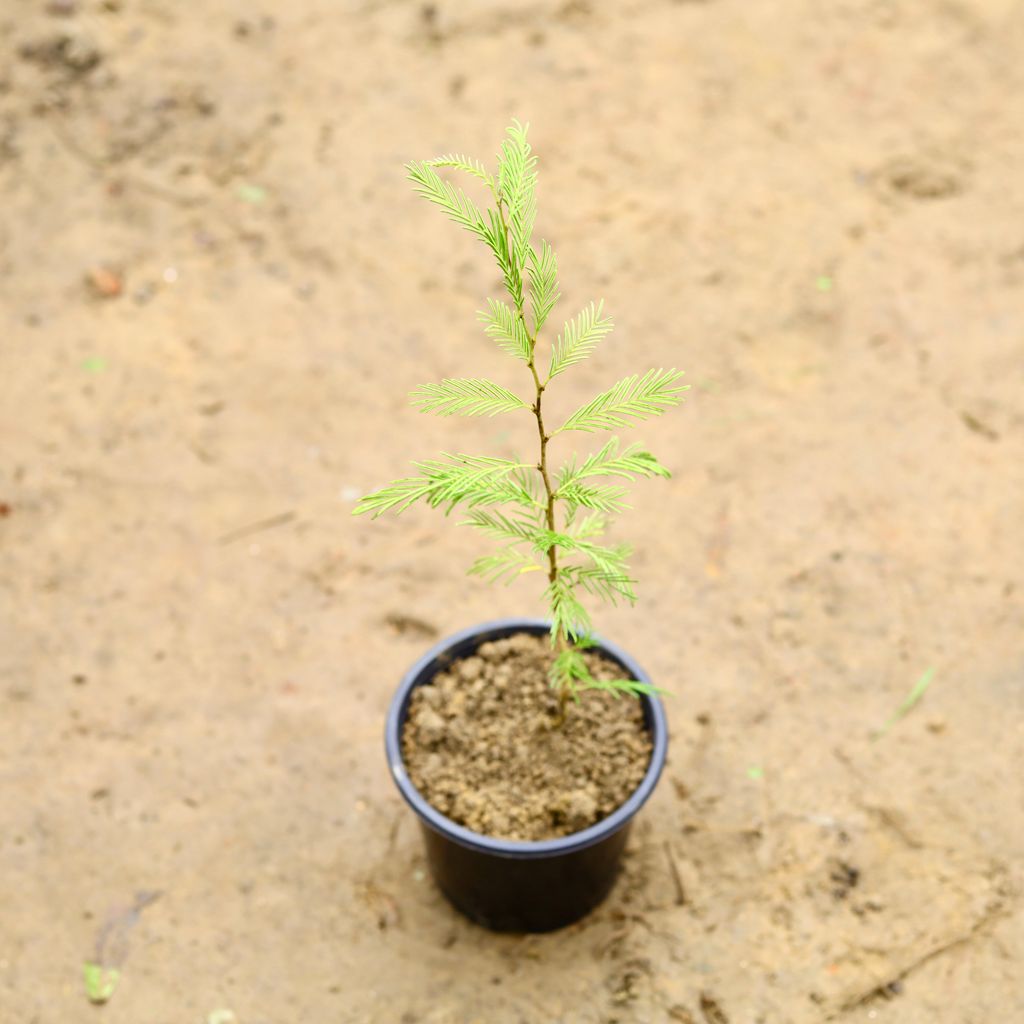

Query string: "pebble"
[415, 707, 445, 747]
[85, 266, 123, 299]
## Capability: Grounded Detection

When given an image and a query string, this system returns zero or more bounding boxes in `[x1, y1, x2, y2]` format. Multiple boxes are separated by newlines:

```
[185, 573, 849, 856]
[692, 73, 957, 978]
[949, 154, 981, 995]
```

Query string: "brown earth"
[402, 633, 652, 840]
[2, 1, 1023, 1022]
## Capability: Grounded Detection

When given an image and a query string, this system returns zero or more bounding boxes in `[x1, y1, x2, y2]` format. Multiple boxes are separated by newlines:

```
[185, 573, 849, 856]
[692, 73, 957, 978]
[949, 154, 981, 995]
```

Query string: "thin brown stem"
[496, 199, 569, 720]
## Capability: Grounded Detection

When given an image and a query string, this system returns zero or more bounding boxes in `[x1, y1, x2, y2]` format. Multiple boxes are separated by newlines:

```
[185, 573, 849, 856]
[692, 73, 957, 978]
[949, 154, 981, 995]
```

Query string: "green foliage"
[83, 963, 120, 1005]
[548, 301, 614, 380]
[554, 480, 630, 515]
[557, 369, 689, 434]
[557, 438, 671, 487]
[497, 120, 538, 285]
[354, 454, 533, 517]
[461, 508, 544, 544]
[469, 545, 542, 584]
[478, 299, 531, 362]
[405, 161, 492, 245]
[546, 571, 593, 640]
[411, 378, 527, 417]
[528, 241, 559, 333]
[552, 644, 663, 701]
[356, 122, 688, 708]
[428, 153, 494, 190]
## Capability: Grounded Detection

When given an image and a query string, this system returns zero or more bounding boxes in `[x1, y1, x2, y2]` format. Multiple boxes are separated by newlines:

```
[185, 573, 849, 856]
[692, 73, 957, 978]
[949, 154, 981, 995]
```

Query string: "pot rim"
[385, 617, 669, 860]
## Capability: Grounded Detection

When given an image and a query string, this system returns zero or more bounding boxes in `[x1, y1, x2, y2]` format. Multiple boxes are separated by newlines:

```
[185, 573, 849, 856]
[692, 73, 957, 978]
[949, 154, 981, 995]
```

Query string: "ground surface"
[1, 1, 1023, 1022]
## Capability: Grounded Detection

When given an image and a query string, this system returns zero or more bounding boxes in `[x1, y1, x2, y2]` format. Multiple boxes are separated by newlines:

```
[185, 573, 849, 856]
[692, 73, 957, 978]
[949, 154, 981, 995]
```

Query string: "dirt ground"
[2, 1, 1023, 1021]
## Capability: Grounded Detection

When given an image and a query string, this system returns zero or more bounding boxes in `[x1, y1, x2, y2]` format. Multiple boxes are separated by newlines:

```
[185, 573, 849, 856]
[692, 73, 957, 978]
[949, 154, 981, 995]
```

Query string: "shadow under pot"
[384, 617, 669, 932]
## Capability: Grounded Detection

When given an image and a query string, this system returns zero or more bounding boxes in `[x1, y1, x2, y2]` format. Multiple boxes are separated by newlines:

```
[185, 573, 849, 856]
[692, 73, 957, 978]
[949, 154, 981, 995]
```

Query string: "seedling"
[355, 122, 688, 717]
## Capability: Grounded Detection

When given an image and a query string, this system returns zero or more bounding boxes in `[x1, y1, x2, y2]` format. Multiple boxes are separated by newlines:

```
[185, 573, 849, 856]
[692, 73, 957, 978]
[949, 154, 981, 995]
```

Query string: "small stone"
[60, 32, 102, 72]
[85, 266, 122, 298]
[457, 656, 484, 682]
[418, 685, 442, 710]
[415, 707, 445, 747]
[563, 788, 598, 831]
[475, 640, 494, 659]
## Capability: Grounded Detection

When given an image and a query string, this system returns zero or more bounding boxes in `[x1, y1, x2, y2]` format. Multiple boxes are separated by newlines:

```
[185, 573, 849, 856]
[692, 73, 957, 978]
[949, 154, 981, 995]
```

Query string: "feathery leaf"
[478, 299, 531, 362]
[550, 643, 592, 698]
[502, 467, 545, 510]
[460, 508, 544, 545]
[564, 563, 637, 605]
[546, 572, 592, 642]
[548, 301, 614, 380]
[486, 207, 524, 309]
[497, 120, 537, 277]
[567, 511, 608, 540]
[556, 369, 689, 434]
[411, 378, 527, 418]
[581, 676, 665, 698]
[354, 454, 534, 518]
[406, 161, 493, 245]
[532, 531, 630, 576]
[549, 645, 661, 699]
[528, 241, 559, 333]
[557, 438, 671, 490]
[427, 154, 495, 191]
[556, 481, 630, 514]
[351, 476, 432, 519]
[570, 540, 633, 580]
[469, 545, 542, 584]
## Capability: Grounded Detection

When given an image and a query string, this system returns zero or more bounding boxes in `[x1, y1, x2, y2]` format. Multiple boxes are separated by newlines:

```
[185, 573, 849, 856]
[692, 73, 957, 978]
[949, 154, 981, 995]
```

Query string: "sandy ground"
[2, 1, 1023, 1021]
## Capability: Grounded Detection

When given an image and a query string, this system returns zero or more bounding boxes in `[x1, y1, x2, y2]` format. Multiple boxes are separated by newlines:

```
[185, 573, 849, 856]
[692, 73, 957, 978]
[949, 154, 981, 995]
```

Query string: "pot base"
[421, 820, 631, 932]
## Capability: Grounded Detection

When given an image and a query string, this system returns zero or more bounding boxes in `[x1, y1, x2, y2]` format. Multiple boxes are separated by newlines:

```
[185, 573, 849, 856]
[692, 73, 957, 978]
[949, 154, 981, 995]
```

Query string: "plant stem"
[528, 339, 570, 722]
[496, 198, 570, 721]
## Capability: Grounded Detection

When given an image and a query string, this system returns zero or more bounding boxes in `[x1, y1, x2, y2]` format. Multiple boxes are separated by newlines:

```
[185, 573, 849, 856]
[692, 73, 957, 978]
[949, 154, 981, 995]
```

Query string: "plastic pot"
[384, 618, 668, 932]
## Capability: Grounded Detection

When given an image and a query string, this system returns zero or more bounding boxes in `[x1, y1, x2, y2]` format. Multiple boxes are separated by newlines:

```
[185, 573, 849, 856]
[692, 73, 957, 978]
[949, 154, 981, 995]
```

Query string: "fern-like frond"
[571, 540, 632, 579]
[460, 508, 544, 545]
[531, 531, 630, 578]
[497, 120, 537, 276]
[406, 161, 493, 246]
[469, 545, 542, 584]
[486, 207, 524, 309]
[550, 643, 592, 699]
[411, 378, 527, 417]
[556, 369, 689, 434]
[568, 511, 608, 540]
[551, 643, 663, 699]
[580, 676, 664, 699]
[564, 563, 637, 605]
[478, 299, 531, 362]
[427, 154, 495, 192]
[545, 572, 593, 642]
[533, 535, 635, 601]
[419, 455, 543, 512]
[500, 467, 544, 510]
[528, 241, 559, 333]
[530, 529, 567, 556]
[547, 301, 614, 380]
[352, 476, 433, 519]
[557, 438, 671, 490]
[556, 481, 630, 514]
[353, 454, 532, 519]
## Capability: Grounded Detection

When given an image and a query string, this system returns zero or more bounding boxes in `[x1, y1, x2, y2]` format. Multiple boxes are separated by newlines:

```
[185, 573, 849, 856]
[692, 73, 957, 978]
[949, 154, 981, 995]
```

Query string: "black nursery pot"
[384, 617, 669, 933]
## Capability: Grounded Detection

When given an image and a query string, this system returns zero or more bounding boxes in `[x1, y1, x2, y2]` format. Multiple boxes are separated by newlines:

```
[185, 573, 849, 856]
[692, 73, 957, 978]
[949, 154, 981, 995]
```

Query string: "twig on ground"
[218, 511, 296, 544]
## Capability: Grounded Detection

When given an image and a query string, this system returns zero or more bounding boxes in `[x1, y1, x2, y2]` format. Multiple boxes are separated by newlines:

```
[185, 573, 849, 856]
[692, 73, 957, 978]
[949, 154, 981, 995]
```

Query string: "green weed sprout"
[355, 122, 688, 719]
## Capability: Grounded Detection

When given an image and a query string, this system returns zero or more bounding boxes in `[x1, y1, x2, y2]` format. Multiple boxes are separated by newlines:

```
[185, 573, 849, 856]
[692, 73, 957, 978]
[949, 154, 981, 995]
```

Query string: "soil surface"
[2, 1, 1024, 1023]
[403, 633, 652, 840]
